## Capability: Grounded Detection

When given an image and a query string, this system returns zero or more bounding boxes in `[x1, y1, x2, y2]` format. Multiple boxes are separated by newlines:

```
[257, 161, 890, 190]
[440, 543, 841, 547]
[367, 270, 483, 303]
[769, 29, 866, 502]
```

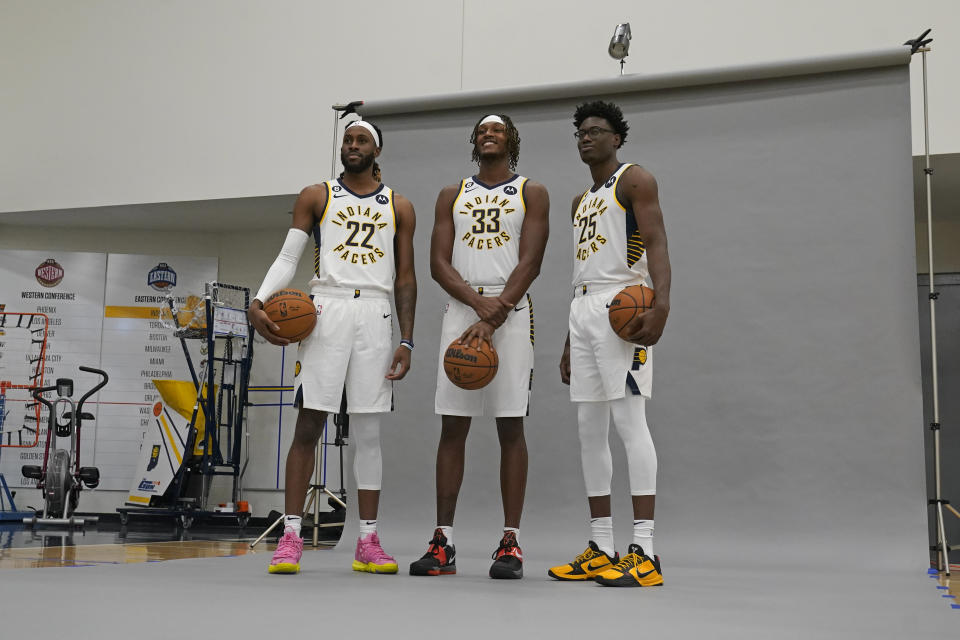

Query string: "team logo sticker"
[35, 258, 64, 288]
[147, 263, 177, 291]
[376, 194, 389, 205]
[504, 185, 517, 195]
[295, 361, 301, 376]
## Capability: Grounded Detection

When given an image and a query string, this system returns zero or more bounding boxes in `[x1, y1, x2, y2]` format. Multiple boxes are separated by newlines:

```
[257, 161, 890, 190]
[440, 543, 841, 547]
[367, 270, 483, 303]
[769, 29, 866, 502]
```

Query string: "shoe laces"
[574, 546, 600, 564]
[425, 529, 447, 557]
[611, 552, 642, 572]
[359, 533, 393, 562]
[491, 532, 520, 560]
[276, 532, 301, 555]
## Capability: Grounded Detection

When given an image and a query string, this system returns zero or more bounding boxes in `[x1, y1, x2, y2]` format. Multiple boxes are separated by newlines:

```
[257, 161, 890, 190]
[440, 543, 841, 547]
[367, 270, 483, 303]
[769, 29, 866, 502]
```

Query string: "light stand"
[906, 29, 957, 576]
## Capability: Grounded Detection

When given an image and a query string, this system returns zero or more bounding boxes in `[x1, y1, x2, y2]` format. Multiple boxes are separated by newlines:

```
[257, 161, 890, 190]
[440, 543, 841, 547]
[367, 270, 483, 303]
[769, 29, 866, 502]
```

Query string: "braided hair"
[470, 114, 520, 171]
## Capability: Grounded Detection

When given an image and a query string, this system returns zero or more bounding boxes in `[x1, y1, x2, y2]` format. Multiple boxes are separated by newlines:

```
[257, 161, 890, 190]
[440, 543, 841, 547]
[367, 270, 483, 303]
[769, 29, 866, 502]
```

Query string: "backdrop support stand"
[906, 29, 956, 576]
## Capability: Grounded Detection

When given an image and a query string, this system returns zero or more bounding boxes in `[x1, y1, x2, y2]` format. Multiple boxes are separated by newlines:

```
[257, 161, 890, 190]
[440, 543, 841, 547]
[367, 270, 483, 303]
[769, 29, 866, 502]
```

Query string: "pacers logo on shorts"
[634, 347, 647, 367]
[295, 361, 301, 376]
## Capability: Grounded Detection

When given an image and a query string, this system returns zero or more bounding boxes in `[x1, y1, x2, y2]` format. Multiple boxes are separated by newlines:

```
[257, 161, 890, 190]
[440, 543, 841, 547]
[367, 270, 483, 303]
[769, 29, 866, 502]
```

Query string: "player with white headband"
[248, 118, 418, 576]
[409, 114, 550, 579]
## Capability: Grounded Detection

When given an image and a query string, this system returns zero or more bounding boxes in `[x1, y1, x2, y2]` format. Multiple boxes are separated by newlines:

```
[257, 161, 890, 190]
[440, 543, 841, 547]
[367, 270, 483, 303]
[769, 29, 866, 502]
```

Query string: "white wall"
[1, 0, 957, 213]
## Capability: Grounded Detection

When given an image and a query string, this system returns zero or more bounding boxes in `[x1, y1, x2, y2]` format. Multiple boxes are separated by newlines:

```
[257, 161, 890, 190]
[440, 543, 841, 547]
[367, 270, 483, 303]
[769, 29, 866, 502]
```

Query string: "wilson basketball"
[608, 285, 655, 340]
[263, 289, 317, 342]
[443, 339, 498, 390]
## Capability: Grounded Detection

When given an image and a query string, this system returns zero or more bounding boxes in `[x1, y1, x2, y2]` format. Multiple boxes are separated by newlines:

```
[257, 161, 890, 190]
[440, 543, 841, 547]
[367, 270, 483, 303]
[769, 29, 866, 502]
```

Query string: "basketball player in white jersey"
[409, 114, 549, 579]
[248, 120, 417, 575]
[548, 101, 672, 587]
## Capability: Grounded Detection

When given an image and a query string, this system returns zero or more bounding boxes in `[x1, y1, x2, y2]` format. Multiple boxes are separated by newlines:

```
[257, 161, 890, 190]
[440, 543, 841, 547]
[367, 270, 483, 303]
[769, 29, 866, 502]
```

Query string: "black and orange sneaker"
[409, 528, 457, 576]
[547, 541, 619, 581]
[594, 544, 663, 587]
[489, 531, 523, 579]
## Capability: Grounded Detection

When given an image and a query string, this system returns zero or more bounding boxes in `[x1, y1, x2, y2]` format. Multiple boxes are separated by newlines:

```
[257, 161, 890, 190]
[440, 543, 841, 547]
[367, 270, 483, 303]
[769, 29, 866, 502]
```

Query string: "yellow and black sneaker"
[594, 543, 663, 587]
[547, 541, 619, 581]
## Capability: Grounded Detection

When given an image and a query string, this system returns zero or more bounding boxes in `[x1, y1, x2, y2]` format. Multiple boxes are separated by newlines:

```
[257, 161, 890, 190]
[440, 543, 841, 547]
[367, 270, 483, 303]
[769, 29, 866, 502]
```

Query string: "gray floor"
[0, 534, 955, 639]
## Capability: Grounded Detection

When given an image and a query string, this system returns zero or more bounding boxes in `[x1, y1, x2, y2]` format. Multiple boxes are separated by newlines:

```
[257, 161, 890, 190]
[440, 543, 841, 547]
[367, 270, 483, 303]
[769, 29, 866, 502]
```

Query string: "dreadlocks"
[470, 114, 520, 171]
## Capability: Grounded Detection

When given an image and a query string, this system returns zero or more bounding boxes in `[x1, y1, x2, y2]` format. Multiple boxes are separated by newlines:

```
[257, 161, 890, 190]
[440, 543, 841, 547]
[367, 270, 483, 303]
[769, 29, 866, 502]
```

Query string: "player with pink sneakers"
[249, 120, 417, 575]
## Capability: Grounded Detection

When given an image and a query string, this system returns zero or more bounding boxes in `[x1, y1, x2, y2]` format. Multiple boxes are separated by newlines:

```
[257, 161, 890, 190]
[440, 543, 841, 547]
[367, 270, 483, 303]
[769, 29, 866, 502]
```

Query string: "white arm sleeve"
[254, 228, 310, 303]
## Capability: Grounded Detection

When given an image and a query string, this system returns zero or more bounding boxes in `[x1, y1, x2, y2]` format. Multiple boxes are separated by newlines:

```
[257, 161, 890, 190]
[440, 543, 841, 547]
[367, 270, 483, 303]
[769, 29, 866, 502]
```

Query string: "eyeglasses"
[574, 126, 615, 140]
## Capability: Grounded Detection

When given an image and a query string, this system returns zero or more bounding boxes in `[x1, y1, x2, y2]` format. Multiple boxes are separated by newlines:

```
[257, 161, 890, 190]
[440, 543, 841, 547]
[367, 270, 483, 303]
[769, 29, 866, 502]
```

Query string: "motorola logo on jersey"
[605, 176, 617, 188]
[504, 185, 518, 195]
[147, 263, 177, 291]
[35, 258, 64, 288]
[332, 185, 342, 192]
[376, 194, 389, 205]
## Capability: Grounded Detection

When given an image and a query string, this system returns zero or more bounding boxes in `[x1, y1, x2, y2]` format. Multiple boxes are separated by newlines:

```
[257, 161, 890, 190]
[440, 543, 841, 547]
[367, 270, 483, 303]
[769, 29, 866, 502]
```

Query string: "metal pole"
[920, 46, 950, 576]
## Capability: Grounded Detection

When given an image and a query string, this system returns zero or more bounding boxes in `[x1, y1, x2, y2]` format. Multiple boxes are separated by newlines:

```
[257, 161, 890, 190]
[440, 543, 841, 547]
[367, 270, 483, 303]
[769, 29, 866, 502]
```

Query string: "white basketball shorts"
[435, 288, 534, 417]
[569, 283, 652, 402]
[294, 286, 393, 414]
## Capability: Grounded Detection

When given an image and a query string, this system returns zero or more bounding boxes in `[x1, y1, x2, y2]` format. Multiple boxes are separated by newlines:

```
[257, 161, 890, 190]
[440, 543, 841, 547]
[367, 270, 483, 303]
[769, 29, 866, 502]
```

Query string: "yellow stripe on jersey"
[389, 189, 397, 231]
[451, 179, 468, 215]
[626, 233, 646, 268]
[612, 163, 635, 213]
[317, 182, 333, 226]
[518, 177, 529, 211]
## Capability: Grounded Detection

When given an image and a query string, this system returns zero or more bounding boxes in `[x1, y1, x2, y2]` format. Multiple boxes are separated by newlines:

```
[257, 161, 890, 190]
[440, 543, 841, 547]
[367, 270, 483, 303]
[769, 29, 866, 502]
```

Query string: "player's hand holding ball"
[608, 285, 665, 345]
[248, 289, 317, 346]
[444, 331, 498, 390]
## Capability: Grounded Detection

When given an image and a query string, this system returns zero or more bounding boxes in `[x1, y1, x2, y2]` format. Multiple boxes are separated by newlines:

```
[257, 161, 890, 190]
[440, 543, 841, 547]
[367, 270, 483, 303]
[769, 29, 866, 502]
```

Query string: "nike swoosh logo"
[383, 313, 391, 318]
[464, 188, 477, 193]
[604, 302, 612, 308]
[513, 305, 526, 312]
[636, 569, 657, 578]
[333, 194, 348, 198]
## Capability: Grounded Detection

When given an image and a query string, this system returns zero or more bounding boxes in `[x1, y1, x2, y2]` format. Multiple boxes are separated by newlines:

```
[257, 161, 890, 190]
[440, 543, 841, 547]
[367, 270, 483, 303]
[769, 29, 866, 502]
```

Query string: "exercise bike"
[22, 366, 108, 528]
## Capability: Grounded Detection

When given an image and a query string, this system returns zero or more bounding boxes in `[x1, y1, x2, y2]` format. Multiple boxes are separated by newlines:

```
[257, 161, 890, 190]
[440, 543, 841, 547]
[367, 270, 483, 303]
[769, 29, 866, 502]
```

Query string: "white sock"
[359, 519, 377, 538]
[439, 525, 454, 546]
[633, 519, 654, 557]
[283, 515, 302, 536]
[590, 516, 614, 557]
[503, 527, 519, 543]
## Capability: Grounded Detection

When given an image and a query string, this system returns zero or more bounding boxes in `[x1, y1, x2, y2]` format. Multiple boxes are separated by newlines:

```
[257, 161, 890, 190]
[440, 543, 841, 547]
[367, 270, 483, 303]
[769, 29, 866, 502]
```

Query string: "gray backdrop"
[330, 57, 926, 571]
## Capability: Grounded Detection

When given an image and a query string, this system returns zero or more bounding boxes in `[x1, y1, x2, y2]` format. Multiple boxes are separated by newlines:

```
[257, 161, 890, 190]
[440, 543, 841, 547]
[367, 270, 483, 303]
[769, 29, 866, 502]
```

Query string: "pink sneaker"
[352, 531, 398, 574]
[268, 530, 304, 574]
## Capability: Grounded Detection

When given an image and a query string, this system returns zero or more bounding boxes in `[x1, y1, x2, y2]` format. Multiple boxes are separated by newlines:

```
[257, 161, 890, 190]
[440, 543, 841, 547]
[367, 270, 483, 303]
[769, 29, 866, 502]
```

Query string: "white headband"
[345, 120, 381, 147]
[479, 115, 505, 126]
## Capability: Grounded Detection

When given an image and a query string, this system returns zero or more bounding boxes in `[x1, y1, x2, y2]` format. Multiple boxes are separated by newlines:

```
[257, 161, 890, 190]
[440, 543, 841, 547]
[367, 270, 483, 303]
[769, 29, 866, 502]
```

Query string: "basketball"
[443, 339, 498, 390]
[263, 289, 317, 342]
[608, 285, 655, 341]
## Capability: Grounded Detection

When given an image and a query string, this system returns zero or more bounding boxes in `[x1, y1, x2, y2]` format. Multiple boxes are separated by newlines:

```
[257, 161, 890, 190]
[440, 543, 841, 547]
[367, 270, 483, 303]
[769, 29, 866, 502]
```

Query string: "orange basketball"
[443, 339, 499, 390]
[608, 285, 655, 341]
[263, 289, 317, 342]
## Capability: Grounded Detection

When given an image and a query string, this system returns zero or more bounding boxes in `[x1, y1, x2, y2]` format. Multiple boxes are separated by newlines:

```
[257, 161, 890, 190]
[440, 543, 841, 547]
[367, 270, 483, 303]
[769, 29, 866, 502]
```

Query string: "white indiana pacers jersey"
[309, 179, 397, 294]
[572, 163, 648, 288]
[451, 174, 528, 286]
